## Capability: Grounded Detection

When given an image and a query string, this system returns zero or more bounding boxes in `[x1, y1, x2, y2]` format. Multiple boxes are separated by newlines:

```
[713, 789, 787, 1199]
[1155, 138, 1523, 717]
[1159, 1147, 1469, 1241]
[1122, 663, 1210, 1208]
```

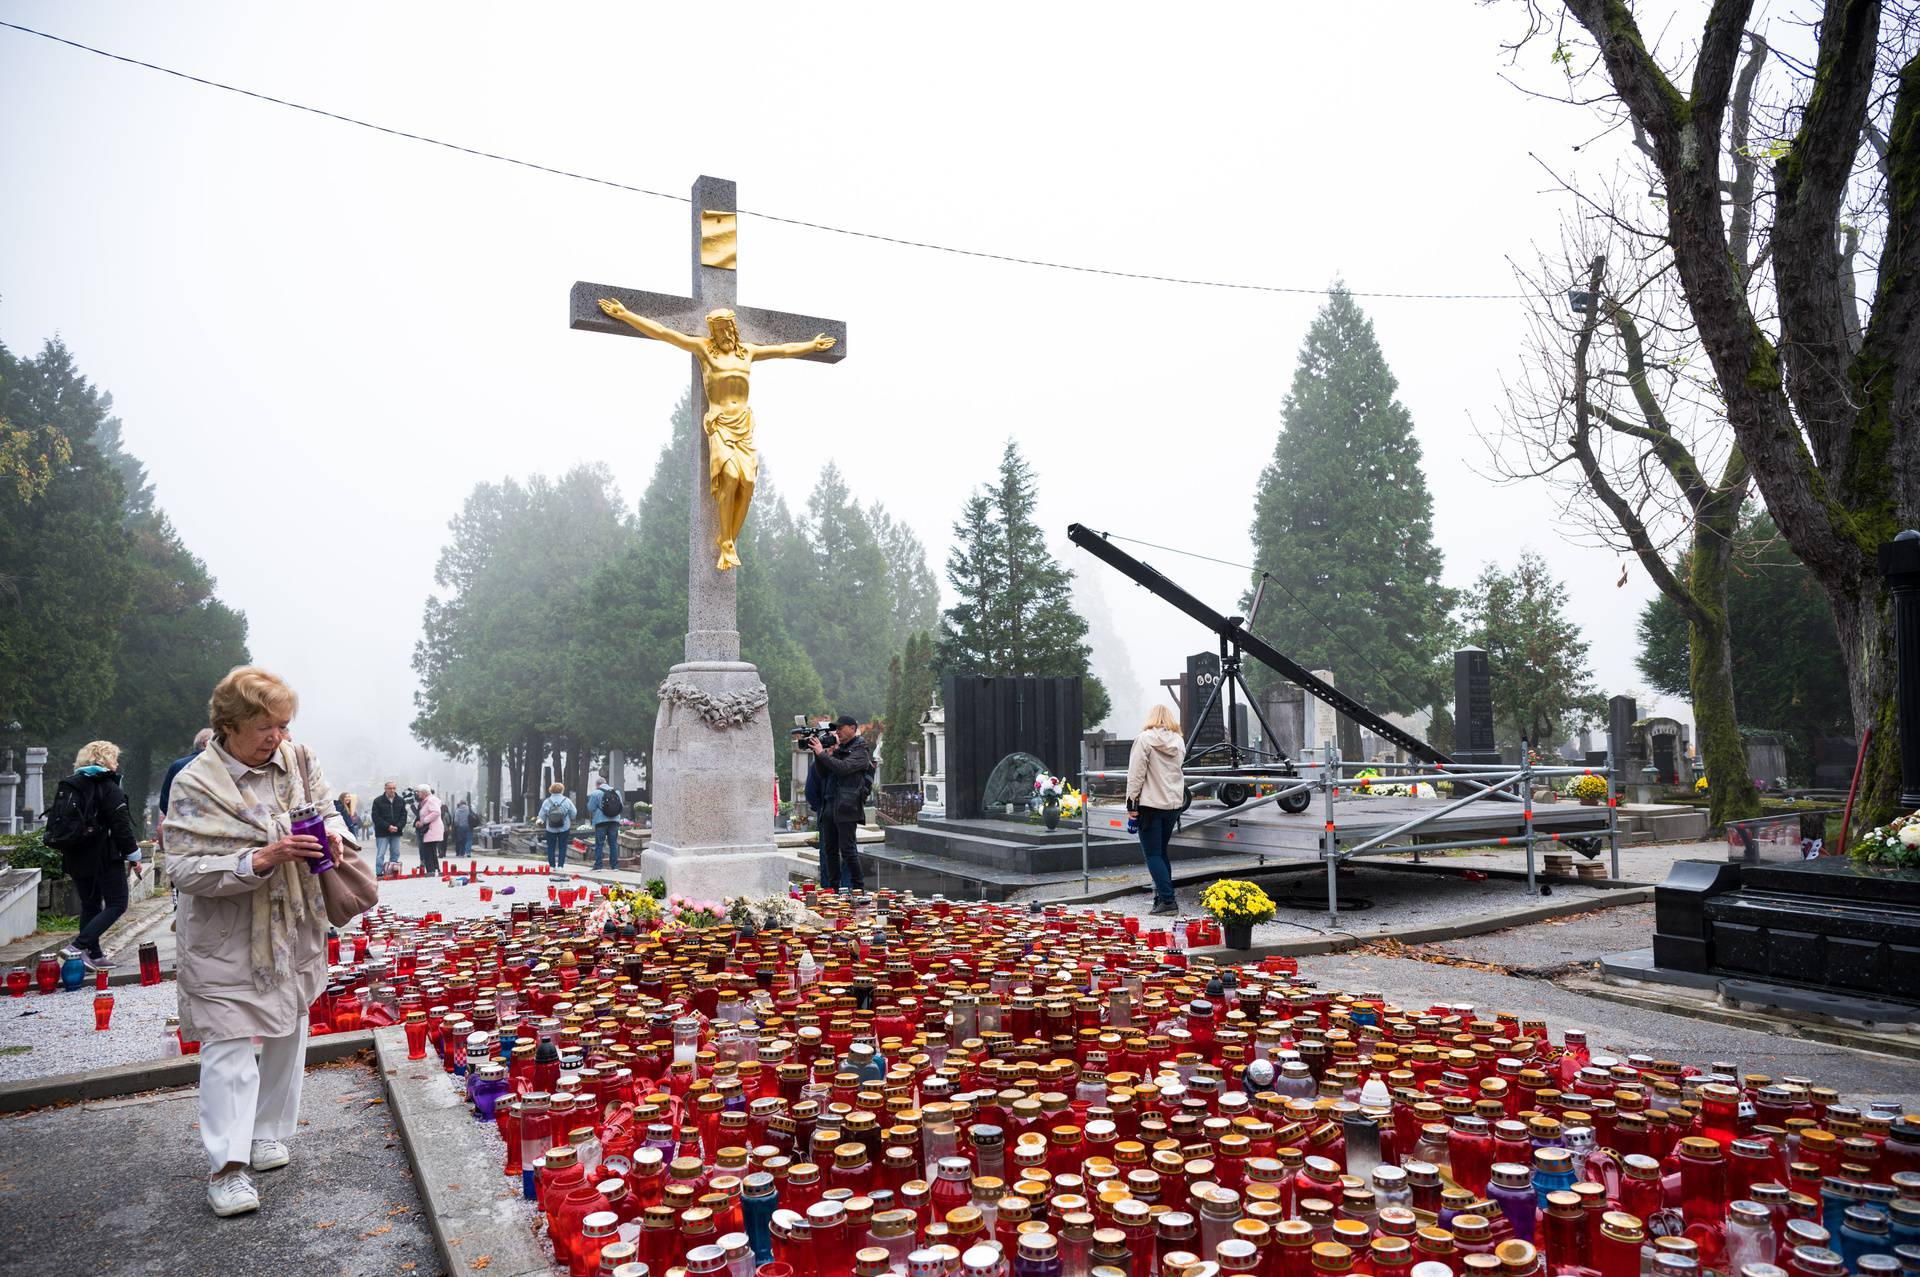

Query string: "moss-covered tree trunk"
[1687, 522, 1760, 826]
[1826, 575, 1902, 826]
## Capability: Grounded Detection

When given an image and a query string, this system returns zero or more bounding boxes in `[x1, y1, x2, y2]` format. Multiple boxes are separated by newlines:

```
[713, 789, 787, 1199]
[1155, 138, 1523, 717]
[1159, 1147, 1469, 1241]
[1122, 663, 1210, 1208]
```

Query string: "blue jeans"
[375, 834, 401, 874]
[592, 822, 620, 870]
[544, 830, 568, 868]
[1137, 806, 1178, 904]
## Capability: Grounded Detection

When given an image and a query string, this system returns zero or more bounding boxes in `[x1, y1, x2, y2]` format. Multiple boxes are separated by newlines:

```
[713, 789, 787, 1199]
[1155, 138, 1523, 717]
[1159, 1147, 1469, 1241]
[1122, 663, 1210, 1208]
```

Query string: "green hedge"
[0, 831, 63, 878]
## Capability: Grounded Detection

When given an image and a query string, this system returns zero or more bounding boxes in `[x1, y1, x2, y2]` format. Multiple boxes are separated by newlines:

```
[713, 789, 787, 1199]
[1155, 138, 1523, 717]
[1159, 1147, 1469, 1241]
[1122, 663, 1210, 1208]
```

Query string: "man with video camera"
[806, 714, 872, 893]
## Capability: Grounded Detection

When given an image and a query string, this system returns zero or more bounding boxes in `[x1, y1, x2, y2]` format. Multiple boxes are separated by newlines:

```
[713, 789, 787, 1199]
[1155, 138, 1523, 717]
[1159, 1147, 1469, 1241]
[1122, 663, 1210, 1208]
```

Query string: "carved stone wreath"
[658, 678, 770, 729]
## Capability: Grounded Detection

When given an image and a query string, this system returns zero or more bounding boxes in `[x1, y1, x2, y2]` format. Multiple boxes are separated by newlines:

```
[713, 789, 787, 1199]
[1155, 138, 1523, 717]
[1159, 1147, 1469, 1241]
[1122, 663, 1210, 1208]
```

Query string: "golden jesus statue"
[598, 298, 835, 570]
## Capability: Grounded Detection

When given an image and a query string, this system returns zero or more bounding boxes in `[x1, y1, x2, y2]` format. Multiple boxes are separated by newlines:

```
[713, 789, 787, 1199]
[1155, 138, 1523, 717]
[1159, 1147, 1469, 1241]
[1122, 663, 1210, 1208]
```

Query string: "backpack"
[43, 778, 101, 854]
[600, 788, 623, 820]
[543, 796, 569, 830]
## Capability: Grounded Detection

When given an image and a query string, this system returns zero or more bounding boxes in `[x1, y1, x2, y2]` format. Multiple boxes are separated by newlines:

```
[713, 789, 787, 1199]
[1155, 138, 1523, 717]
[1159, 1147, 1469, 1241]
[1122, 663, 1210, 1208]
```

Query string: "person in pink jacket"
[413, 785, 443, 874]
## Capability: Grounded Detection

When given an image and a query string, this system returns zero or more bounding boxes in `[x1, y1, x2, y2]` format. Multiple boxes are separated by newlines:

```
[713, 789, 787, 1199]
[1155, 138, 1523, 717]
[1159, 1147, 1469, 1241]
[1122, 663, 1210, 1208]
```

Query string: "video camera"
[789, 716, 837, 749]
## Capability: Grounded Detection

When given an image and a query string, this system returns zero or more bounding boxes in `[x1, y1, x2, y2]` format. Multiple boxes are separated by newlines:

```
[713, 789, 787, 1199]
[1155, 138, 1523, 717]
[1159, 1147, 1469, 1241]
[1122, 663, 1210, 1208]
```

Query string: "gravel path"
[0, 863, 594, 1086]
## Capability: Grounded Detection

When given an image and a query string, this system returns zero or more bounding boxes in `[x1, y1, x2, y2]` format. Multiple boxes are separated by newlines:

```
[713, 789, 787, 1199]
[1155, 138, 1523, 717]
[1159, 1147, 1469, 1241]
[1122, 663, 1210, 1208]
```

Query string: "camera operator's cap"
[833, 715, 859, 729]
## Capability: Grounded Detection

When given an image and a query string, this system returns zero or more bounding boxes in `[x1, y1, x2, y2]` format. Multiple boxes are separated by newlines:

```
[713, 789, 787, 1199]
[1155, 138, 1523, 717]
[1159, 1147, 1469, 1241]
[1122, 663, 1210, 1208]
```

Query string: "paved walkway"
[0, 1053, 439, 1277]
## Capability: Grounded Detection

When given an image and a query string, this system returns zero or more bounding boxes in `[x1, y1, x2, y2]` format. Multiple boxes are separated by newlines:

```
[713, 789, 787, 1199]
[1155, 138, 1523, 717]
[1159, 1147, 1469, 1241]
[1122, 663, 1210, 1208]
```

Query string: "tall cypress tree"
[1246, 290, 1452, 714]
[938, 442, 1110, 727]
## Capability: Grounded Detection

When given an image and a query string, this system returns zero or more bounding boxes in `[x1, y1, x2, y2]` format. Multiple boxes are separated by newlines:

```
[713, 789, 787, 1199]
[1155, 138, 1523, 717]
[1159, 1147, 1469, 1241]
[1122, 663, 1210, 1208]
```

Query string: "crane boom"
[1066, 524, 1449, 764]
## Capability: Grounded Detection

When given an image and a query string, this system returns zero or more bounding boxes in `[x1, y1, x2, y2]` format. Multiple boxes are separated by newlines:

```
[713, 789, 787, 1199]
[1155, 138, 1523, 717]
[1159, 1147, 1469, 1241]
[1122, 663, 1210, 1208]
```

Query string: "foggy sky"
[0, 2, 1724, 781]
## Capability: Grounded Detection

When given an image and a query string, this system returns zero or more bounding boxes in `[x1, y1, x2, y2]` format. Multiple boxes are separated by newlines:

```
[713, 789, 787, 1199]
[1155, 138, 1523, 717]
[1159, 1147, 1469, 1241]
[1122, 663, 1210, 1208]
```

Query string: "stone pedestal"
[642, 661, 788, 902]
[21, 747, 46, 822]
[0, 770, 16, 836]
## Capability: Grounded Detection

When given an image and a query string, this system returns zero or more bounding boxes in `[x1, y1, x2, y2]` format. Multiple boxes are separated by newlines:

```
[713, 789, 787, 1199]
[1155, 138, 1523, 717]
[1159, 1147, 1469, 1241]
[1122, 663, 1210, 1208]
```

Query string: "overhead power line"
[1, 19, 1530, 302]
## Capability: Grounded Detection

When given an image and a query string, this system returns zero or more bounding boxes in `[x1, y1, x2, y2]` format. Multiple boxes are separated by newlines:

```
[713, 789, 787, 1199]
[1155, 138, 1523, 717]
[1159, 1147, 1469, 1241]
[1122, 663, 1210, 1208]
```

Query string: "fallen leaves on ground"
[361, 1223, 392, 1239]
[315, 1220, 336, 1229]
[1350, 938, 1513, 975]
[472, 1257, 490, 1270]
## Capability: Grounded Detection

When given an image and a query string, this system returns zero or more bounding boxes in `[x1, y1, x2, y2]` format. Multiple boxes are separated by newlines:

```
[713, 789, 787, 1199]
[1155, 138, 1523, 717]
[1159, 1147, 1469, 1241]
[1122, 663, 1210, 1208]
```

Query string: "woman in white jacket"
[1126, 704, 1188, 915]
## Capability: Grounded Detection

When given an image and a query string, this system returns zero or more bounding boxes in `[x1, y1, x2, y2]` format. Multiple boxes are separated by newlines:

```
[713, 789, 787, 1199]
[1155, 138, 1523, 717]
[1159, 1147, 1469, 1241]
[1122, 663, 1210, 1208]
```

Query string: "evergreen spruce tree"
[1246, 290, 1452, 714]
[1462, 551, 1604, 750]
[937, 441, 1109, 727]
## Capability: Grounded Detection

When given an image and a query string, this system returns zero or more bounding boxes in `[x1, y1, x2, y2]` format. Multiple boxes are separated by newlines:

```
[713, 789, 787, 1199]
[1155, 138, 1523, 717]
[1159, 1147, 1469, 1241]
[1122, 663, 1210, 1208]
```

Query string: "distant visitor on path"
[413, 784, 444, 875]
[539, 782, 577, 869]
[596, 298, 834, 570]
[1127, 704, 1188, 916]
[588, 775, 622, 871]
[45, 739, 140, 969]
[371, 779, 407, 877]
[451, 795, 474, 859]
[162, 665, 368, 1218]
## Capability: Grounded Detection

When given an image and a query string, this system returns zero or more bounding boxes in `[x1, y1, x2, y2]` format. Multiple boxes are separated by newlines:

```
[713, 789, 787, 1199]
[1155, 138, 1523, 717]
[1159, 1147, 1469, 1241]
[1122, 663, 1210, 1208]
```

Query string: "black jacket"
[60, 769, 139, 875]
[817, 735, 875, 818]
[370, 792, 409, 838]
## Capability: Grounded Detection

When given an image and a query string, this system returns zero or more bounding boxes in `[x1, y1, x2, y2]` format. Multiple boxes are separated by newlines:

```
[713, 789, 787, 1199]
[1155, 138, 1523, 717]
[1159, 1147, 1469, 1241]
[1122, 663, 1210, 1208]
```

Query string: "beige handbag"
[296, 746, 379, 926]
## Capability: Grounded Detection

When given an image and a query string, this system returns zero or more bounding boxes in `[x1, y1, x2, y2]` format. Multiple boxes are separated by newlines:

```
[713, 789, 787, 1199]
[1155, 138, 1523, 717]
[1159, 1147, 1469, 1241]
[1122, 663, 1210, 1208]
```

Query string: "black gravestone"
[1608, 695, 1637, 772]
[1885, 530, 1920, 806]
[1185, 652, 1225, 751]
[1453, 647, 1498, 764]
[941, 675, 1085, 821]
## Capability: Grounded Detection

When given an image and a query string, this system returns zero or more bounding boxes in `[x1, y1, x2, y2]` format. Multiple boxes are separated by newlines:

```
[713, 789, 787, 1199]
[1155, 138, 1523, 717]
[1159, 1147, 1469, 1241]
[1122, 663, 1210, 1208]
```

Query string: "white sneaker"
[208, 1169, 260, 1217]
[249, 1139, 290, 1171]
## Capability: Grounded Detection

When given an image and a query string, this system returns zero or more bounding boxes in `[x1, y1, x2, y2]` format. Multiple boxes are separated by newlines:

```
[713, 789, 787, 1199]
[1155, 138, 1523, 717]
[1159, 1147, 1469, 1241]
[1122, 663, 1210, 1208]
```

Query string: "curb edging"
[0, 1029, 374, 1114]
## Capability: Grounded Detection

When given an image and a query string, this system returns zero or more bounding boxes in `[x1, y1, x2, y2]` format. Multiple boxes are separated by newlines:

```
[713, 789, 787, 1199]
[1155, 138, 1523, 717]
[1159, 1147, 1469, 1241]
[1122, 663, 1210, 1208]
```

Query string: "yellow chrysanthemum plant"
[1198, 878, 1277, 926]
[1565, 774, 1609, 801]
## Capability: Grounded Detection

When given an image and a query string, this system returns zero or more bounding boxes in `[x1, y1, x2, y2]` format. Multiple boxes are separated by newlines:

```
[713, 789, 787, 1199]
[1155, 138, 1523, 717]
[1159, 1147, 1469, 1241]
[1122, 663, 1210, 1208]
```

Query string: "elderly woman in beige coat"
[165, 665, 364, 1218]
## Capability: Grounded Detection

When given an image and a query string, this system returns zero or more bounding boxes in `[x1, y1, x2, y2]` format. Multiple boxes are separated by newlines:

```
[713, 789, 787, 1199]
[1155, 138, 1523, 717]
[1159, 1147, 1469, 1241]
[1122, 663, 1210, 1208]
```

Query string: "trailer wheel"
[1279, 789, 1313, 814]
[1219, 783, 1250, 808]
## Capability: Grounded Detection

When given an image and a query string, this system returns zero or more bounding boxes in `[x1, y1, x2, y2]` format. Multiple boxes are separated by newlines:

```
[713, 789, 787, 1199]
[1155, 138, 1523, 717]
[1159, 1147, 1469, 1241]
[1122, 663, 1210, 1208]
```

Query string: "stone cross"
[569, 174, 847, 664]
[568, 175, 847, 901]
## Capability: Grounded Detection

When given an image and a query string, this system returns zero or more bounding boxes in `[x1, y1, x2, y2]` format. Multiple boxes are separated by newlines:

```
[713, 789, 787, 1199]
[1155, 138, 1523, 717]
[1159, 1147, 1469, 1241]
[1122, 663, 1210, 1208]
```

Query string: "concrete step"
[1645, 810, 1710, 842]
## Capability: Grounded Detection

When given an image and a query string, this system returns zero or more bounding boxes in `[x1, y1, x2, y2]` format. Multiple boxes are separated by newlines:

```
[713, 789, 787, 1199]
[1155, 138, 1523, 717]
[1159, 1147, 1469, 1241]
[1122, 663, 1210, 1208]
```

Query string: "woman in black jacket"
[60, 740, 141, 967]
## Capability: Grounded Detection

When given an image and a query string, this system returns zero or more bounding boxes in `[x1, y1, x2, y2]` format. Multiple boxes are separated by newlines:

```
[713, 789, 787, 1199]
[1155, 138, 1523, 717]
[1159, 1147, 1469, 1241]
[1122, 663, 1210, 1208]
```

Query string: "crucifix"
[569, 176, 847, 900]
[571, 174, 847, 664]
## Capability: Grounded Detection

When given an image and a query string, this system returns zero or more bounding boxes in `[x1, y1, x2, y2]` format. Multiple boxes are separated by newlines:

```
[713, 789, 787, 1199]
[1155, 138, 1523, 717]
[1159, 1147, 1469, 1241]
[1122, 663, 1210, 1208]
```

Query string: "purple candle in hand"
[290, 803, 333, 873]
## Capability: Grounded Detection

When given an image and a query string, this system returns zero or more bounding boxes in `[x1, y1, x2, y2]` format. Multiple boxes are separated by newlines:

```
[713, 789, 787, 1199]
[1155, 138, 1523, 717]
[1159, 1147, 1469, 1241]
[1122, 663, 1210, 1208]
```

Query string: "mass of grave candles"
[329, 881, 1919, 1277]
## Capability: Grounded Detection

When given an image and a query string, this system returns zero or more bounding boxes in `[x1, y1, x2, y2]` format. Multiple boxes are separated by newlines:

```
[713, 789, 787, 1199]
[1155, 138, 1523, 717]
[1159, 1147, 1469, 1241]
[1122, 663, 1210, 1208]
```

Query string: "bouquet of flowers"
[1566, 774, 1610, 801]
[1848, 810, 1920, 869]
[1198, 878, 1277, 925]
[1031, 773, 1084, 819]
[1352, 769, 1433, 798]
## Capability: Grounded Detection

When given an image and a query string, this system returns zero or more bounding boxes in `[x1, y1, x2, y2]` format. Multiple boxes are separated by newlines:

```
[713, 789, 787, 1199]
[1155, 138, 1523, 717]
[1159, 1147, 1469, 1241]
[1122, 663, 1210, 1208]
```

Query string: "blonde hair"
[74, 740, 121, 770]
[208, 665, 298, 738]
[339, 792, 358, 817]
[1142, 704, 1180, 733]
[548, 782, 565, 794]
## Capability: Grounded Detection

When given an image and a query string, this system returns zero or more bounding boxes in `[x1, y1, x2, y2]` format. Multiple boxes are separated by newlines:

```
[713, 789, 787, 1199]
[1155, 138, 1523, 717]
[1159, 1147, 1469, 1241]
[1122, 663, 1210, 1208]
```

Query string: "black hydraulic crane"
[1066, 525, 1450, 778]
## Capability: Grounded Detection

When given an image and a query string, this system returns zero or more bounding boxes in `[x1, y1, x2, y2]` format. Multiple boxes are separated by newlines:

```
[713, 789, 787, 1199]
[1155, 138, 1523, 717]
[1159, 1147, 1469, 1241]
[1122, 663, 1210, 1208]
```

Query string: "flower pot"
[1223, 921, 1254, 950]
[1044, 806, 1060, 832]
[1579, 797, 1599, 807]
